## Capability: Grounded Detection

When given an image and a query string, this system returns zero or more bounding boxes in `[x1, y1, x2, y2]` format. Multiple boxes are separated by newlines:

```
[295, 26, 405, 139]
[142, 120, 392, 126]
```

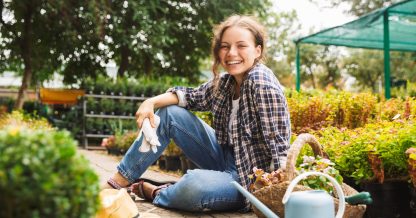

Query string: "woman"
[104, 14, 291, 212]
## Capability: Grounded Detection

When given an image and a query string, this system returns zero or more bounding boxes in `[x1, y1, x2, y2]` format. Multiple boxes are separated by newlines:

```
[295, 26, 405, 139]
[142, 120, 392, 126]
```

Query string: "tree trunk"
[309, 70, 316, 89]
[117, 45, 130, 78]
[14, 3, 34, 110]
[144, 54, 152, 75]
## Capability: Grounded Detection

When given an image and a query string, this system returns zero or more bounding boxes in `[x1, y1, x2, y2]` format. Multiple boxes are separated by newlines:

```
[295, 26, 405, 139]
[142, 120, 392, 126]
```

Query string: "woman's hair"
[211, 15, 267, 90]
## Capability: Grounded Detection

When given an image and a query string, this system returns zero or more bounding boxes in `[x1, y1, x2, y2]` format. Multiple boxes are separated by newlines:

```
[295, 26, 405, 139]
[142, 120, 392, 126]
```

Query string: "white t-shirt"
[228, 98, 240, 144]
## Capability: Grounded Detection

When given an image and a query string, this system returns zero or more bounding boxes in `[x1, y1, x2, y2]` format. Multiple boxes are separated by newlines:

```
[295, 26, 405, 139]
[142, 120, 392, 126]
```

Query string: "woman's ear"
[255, 45, 262, 59]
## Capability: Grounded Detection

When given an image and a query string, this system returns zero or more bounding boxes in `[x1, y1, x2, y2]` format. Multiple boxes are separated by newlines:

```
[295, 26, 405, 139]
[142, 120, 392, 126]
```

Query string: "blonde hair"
[211, 15, 267, 90]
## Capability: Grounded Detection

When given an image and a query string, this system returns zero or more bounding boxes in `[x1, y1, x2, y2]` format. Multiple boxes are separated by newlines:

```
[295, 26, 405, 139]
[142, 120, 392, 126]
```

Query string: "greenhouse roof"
[294, 0, 416, 99]
[294, 0, 416, 51]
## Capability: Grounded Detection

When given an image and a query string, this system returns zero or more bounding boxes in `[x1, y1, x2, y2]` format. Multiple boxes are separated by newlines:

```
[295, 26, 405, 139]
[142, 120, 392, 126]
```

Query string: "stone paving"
[79, 149, 257, 218]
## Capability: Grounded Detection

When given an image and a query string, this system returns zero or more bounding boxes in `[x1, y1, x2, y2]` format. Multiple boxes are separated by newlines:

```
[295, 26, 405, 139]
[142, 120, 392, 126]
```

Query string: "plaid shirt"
[169, 63, 291, 208]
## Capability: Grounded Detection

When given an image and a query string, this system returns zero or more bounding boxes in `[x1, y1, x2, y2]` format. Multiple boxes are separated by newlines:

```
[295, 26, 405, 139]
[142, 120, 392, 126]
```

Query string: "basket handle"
[285, 133, 324, 181]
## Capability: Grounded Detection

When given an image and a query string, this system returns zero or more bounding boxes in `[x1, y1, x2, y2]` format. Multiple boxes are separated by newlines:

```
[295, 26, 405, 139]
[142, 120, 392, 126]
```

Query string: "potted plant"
[318, 119, 416, 218]
[85, 117, 96, 134]
[124, 101, 134, 116]
[163, 140, 182, 171]
[118, 131, 137, 155]
[129, 83, 143, 97]
[94, 75, 107, 95]
[406, 148, 416, 216]
[100, 98, 113, 115]
[86, 97, 97, 114]
[101, 135, 118, 155]
[103, 120, 112, 135]
[94, 118, 104, 135]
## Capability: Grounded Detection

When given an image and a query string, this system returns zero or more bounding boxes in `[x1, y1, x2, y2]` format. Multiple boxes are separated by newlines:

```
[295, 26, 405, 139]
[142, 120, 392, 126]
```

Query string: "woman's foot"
[131, 181, 157, 201]
[131, 180, 171, 201]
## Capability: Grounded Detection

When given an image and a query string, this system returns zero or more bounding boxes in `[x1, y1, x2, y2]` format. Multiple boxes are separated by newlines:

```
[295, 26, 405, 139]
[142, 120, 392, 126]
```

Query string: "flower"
[249, 167, 285, 192]
[297, 155, 343, 195]
[101, 138, 108, 147]
[101, 135, 116, 148]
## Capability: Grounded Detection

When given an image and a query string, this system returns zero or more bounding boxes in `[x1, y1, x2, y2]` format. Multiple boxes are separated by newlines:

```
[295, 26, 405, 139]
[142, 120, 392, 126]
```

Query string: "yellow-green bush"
[286, 89, 416, 133]
[0, 125, 100, 218]
[316, 119, 416, 184]
[0, 112, 99, 217]
[0, 111, 52, 130]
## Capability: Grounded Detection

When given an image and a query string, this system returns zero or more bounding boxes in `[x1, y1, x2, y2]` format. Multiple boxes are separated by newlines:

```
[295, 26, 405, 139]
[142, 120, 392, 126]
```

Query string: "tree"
[306, 0, 415, 93]
[315, 47, 343, 89]
[290, 44, 344, 89]
[0, 0, 108, 109]
[343, 50, 416, 92]
[343, 50, 384, 92]
[313, 0, 400, 16]
[104, 0, 271, 82]
[263, 10, 299, 88]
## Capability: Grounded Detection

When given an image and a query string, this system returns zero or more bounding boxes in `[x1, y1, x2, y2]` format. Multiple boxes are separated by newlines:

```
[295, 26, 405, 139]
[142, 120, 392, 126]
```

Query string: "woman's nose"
[227, 45, 237, 56]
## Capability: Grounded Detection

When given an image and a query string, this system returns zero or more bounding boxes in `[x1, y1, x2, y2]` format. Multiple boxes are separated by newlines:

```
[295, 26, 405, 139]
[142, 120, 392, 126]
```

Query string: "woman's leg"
[154, 168, 245, 211]
[117, 105, 245, 211]
[117, 105, 226, 184]
[153, 145, 245, 212]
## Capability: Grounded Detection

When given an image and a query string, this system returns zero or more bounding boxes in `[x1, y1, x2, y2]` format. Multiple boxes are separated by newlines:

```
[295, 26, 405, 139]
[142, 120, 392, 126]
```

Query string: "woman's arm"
[135, 92, 179, 128]
[255, 85, 291, 170]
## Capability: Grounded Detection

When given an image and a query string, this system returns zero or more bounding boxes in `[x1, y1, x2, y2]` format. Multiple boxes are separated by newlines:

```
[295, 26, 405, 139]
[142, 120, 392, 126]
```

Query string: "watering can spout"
[230, 181, 279, 218]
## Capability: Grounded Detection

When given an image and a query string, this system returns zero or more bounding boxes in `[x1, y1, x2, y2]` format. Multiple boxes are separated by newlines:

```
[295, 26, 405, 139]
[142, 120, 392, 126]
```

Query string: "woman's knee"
[156, 105, 187, 118]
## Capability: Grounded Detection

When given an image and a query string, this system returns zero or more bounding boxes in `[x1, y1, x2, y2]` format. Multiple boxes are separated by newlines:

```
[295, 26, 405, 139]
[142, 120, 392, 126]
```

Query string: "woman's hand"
[135, 99, 156, 128]
[135, 92, 180, 128]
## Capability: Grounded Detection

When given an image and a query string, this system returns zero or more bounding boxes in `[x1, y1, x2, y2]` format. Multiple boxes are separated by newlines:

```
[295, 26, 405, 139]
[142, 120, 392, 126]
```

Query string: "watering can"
[231, 172, 346, 218]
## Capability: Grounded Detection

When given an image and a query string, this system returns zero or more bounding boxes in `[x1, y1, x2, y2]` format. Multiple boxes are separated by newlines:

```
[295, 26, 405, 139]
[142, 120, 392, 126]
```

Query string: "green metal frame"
[383, 11, 391, 99]
[294, 0, 416, 99]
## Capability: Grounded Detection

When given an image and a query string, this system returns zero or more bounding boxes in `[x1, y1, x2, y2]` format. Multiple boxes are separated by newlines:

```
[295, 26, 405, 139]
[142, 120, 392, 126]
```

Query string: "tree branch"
[0, 0, 7, 26]
[0, 0, 18, 37]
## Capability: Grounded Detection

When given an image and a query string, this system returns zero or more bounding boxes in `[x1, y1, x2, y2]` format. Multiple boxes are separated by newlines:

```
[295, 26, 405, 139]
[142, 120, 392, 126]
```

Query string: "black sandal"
[130, 179, 173, 201]
[134, 177, 177, 186]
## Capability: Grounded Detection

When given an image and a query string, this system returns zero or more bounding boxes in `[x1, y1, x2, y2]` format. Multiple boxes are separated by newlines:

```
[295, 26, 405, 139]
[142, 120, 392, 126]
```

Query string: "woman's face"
[219, 26, 261, 81]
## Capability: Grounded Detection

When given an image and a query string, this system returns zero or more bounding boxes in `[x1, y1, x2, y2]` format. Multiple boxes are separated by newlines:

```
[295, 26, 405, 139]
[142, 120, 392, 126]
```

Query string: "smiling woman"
[212, 15, 267, 89]
[102, 14, 291, 214]
[218, 26, 261, 87]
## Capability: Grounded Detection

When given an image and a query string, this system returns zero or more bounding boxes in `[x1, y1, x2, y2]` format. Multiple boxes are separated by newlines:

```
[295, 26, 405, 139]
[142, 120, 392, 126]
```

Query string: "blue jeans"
[118, 105, 245, 211]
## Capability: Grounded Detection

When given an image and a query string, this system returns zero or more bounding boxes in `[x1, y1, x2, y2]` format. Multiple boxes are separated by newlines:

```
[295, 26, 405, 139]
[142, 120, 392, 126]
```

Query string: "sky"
[273, 0, 355, 36]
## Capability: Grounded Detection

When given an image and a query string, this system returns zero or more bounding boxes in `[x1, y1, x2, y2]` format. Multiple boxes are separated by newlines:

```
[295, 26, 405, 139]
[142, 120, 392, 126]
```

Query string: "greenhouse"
[295, 0, 416, 98]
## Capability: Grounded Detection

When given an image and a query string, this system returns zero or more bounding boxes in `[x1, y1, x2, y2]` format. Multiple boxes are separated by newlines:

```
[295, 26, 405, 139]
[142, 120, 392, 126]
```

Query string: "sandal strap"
[135, 180, 148, 200]
[107, 178, 123, 190]
[131, 180, 153, 201]
[151, 183, 172, 199]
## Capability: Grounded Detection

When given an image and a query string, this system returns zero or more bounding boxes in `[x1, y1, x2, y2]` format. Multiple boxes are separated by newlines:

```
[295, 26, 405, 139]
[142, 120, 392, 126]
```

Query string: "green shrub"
[317, 119, 416, 184]
[0, 126, 100, 218]
[193, 111, 213, 127]
[118, 131, 137, 152]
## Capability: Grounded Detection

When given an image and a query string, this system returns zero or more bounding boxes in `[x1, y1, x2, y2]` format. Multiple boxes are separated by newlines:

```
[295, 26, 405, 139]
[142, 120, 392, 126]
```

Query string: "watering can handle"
[282, 172, 345, 218]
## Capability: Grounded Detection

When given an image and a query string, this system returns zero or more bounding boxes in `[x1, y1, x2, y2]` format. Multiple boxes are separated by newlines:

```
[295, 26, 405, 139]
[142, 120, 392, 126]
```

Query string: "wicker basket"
[252, 133, 366, 218]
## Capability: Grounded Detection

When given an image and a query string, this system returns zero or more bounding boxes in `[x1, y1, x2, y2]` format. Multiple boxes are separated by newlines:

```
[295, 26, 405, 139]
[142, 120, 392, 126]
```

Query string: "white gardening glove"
[138, 115, 161, 153]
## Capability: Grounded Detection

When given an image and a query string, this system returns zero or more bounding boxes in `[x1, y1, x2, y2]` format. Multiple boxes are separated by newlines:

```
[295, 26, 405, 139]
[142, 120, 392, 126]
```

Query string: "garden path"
[79, 149, 257, 218]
